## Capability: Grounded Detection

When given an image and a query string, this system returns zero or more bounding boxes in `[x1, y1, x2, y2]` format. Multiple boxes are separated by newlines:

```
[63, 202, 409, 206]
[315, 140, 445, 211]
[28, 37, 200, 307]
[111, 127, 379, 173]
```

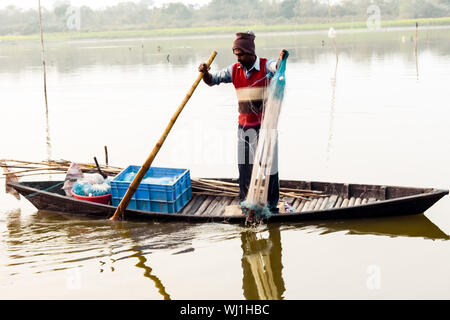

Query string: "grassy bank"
[1, 16, 449, 42]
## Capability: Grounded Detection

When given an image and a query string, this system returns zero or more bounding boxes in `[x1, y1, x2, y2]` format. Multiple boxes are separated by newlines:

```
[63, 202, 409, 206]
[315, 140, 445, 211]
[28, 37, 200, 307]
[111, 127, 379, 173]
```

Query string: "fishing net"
[241, 51, 289, 224]
[72, 173, 112, 197]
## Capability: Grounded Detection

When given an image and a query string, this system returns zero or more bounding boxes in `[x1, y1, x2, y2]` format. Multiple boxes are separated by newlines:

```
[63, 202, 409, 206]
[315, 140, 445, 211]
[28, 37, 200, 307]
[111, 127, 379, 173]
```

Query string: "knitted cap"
[232, 31, 255, 55]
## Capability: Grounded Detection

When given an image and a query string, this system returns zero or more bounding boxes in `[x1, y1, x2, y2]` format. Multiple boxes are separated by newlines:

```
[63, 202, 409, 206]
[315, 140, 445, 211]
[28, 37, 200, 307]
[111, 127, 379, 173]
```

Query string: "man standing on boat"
[198, 31, 287, 214]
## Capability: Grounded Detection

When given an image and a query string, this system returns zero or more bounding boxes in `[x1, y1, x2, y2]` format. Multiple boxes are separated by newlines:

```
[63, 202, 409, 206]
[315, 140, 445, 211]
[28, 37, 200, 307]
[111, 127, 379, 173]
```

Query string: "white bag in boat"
[62, 162, 83, 196]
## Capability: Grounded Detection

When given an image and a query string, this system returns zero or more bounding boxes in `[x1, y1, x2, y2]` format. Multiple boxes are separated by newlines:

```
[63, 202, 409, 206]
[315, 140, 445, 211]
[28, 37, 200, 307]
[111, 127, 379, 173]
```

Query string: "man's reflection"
[240, 226, 285, 300]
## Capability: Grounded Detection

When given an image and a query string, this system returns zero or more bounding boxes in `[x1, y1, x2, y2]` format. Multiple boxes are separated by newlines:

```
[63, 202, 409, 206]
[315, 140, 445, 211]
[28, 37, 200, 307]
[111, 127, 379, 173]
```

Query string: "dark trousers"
[238, 125, 280, 210]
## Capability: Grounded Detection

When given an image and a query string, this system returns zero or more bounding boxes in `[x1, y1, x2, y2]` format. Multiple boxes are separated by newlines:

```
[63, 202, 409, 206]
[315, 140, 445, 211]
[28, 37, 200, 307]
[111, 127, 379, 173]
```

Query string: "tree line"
[0, 0, 449, 35]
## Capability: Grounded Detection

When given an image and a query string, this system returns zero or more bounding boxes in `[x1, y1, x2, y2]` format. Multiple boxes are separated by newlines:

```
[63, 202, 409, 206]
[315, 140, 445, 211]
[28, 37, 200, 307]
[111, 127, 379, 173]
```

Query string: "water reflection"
[130, 245, 171, 300]
[3, 208, 22, 240]
[415, 23, 420, 80]
[240, 226, 285, 300]
[109, 221, 177, 300]
[326, 58, 338, 164]
[1, 209, 203, 299]
[1, 28, 448, 73]
[280, 214, 449, 241]
[2, 206, 448, 300]
[238, 213, 447, 300]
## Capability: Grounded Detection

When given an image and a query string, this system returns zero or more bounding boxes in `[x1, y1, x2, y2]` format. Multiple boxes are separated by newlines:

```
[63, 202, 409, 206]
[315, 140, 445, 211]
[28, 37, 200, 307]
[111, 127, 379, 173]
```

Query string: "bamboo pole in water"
[110, 51, 217, 221]
[327, 0, 331, 24]
[38, 0, 48, 112]
[414, 22, 419, 78]
[38, 0, 52, 161]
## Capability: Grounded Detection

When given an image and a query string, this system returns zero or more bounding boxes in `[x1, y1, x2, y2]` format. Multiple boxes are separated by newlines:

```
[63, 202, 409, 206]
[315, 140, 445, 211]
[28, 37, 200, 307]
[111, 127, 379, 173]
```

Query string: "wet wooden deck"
[178, 194, 380, 217]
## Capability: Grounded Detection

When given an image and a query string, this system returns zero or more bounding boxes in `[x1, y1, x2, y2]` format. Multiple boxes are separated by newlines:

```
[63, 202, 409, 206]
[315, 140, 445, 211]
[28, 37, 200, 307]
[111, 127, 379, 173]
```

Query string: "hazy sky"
[0, 0, 344, 10]
[0, 0, 213, 10]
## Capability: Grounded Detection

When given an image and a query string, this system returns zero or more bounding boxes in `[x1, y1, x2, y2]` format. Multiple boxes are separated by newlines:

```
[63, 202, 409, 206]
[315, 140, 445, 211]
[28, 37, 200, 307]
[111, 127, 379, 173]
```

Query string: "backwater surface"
[1, 27, 449, 299]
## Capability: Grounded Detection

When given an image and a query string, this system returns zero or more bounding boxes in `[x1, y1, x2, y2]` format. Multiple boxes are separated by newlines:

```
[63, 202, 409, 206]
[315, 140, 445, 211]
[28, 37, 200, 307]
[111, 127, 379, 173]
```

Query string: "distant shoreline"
[1, 16, 449, 42]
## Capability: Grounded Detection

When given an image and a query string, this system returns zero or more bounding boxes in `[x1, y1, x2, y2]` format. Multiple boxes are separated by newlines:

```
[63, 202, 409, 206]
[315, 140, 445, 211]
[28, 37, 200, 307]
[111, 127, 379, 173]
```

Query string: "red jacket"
[232, 58, 270, 128]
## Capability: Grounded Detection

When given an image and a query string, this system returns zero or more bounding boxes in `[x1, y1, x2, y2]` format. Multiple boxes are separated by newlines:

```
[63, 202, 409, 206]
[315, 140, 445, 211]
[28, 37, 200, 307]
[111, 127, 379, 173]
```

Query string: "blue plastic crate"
[110, 165, 192, 214]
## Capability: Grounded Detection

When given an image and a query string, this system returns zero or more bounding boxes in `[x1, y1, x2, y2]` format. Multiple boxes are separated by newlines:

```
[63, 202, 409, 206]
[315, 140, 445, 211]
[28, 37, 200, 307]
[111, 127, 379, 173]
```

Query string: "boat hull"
[8, 179, 448, 224]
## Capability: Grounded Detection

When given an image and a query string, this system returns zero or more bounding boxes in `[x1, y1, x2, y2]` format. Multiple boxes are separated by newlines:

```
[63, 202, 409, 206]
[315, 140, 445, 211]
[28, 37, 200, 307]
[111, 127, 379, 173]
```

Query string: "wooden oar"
[93, 157, 107, 179]
[110, 51, 217, 221]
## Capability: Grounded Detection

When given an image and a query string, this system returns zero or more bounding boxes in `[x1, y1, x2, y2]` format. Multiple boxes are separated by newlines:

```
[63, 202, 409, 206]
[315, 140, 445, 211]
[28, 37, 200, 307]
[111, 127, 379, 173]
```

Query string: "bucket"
[71, 189, 111, 205]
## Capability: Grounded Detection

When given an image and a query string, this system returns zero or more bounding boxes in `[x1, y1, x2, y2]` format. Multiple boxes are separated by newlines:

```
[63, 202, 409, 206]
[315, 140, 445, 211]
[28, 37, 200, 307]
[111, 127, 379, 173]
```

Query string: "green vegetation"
[0, 0, 449, 41]
[1, 17, 449, 42]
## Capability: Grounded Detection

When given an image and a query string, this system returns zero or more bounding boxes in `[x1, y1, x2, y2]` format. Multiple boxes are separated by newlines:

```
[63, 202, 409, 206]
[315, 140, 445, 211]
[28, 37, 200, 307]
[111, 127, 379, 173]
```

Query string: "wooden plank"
[223, 205, 243, 216]
[380, 186, 387, 200]
[343, 183, 350, 198]
[292, 198, 301, 210]
[230, 197, 240, 206]
[202, 197, 220, 216]
[184, 195, 206, 215]
[341, 198, 349, 208]
[296, 199, 306, 211]
[213, 197, 232, 216]
[313, 198, 324, 211]
[301, 200, 311, 212]
[223, 197, 235, 215]
[348, 197, 356, 207]
[319, 197, 329, 210]
[178, 195, 198, 215]
[334, 196, 343, 208]
[361, 198, 368, 205]
[354, 198, 362, 206]
[301, 200, 312, 212]
[218, 196, 231, 208]
[208, 197, 225, 216]
[306, 198, 318, 212]
[194, 195, 214, 215]
[325, 195, 338, 210]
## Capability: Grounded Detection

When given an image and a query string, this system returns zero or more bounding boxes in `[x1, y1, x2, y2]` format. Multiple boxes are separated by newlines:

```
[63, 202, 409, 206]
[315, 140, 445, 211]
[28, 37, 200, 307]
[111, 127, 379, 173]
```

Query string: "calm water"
[1, 27, 450, 299]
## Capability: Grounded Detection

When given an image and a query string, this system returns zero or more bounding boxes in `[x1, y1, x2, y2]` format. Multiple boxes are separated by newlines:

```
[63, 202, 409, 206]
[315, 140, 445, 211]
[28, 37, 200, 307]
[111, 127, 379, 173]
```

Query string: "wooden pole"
[104, 146, 109, 166]
[327, 0, 331, 24]
[414, 22, 419, 79]
[94, 157, 107, 179]
[332, 38, 338, 64]
[110, 51, 217, 221]
[38, 0, 52, 161]
[38, 0, 48, 112]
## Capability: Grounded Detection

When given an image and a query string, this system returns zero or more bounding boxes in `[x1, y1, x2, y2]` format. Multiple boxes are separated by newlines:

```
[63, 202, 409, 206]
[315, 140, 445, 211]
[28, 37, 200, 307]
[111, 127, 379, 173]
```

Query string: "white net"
[242, 52, 288, 221]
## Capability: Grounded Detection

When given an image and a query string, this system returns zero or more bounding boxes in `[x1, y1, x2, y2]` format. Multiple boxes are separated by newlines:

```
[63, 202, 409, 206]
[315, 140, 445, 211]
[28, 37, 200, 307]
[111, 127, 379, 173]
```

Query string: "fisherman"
[198, 31, 287, 214]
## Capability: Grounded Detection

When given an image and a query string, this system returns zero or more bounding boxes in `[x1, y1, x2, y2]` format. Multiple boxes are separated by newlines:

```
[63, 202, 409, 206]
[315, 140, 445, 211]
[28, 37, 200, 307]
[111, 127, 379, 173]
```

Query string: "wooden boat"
[8, 178, 448, 224]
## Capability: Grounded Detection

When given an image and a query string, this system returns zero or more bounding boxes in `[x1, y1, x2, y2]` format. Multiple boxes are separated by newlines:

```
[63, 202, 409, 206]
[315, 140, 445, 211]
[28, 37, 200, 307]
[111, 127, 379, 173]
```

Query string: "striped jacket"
[211, 57, 277, 128]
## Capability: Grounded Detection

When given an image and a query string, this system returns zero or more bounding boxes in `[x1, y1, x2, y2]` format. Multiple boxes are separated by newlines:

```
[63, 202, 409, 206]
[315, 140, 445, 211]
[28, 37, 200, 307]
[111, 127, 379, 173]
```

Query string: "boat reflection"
[3, 209, 178, 300]
[239, 213, 448, 300]
[279, 213, 449, 241]
[4, 207, 447, 300]
[240, 226, 285, 300]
